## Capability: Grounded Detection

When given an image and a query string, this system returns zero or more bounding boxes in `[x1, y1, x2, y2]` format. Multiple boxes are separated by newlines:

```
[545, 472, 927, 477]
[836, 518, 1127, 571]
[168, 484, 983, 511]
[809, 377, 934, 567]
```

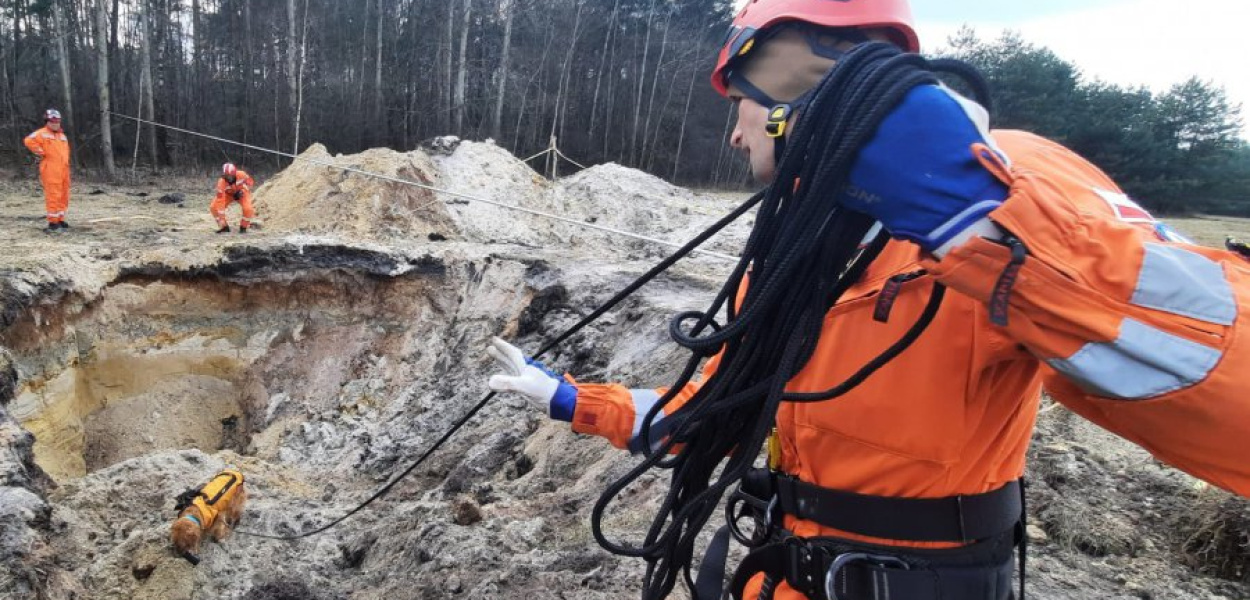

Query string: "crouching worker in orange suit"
[23, 109, 71, 233]
[212, 162, 256, 233]
[485, 1, 1250, 599]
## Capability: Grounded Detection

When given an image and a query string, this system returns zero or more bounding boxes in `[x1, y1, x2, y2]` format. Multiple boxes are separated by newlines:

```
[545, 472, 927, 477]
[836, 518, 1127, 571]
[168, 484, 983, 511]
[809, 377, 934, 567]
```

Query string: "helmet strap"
[766, 103, 792, 165]
[766, 89, 818, 169]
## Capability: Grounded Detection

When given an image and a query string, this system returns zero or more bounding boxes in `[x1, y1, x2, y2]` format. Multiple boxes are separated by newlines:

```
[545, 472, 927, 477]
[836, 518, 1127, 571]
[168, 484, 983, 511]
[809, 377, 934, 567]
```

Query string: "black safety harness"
[694, 468, 1027, 600]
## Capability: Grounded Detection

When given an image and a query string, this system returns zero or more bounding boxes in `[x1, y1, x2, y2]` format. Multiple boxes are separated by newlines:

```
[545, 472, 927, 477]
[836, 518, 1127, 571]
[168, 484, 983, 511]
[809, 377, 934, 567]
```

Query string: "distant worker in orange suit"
[23, 109, 72, 233]
[212, 162, 255, 234]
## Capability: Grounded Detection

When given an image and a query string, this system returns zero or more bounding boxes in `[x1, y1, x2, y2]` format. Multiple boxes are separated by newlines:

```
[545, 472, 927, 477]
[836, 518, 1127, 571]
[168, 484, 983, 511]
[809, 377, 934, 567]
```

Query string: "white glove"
[487, 337, 578, 421]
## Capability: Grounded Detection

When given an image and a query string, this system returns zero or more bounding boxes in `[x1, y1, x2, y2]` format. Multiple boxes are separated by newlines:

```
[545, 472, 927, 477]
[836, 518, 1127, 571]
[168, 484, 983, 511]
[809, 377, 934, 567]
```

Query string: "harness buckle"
[783, 537, 829, 597]
[824, 552, 910, 600]
[726, 483, 779, 547]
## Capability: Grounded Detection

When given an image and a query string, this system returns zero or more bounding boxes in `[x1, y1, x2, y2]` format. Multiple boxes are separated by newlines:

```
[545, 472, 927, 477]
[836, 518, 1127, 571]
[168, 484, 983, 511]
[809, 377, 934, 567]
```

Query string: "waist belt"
[774, 475, 1022, 543]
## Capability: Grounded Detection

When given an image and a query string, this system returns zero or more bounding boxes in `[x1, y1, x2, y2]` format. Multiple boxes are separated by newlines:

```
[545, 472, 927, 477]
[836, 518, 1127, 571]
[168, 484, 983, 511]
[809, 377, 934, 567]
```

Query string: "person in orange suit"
[486, 1, 1250, 599]
[23, 109, 71, 233]
[212, 162, 255, 233]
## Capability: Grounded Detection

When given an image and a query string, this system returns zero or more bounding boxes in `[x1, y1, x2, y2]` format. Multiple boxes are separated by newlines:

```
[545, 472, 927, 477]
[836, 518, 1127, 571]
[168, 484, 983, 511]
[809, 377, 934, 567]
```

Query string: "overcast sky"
[913, 0, 1248, 138]
[731, 0, 1247, 138]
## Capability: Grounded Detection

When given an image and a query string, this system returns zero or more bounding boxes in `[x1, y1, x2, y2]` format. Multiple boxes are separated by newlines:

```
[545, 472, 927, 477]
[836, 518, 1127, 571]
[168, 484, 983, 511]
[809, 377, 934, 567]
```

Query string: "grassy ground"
[1169, 215, 1250, 248]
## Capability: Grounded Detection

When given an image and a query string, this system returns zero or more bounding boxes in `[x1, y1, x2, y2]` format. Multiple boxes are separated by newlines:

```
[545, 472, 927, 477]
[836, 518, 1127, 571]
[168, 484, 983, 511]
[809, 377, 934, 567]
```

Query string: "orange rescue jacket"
[216, 171, 255, 202]
[570, 129, 1250, 550]
[24, 126, 70, 173]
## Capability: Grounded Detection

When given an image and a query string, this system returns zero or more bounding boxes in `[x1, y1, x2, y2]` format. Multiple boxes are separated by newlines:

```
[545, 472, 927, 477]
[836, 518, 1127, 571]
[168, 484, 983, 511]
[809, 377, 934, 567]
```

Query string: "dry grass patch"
[1175, 489, 1250, 583]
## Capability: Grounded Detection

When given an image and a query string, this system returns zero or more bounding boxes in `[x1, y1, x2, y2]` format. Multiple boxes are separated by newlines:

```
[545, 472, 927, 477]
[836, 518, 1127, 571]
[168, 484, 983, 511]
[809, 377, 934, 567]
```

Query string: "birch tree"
[94, 0, 115, 178]
[490, 0, 514, 141]
[139, 0, 157, 166]
[52, 0, 75, 146]
[453, 0, 472, 134]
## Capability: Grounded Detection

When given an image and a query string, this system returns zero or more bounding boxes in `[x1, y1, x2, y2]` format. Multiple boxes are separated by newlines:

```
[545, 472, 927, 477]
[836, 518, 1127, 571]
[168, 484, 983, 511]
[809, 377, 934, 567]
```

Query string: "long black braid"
[589, 43, 994, 600]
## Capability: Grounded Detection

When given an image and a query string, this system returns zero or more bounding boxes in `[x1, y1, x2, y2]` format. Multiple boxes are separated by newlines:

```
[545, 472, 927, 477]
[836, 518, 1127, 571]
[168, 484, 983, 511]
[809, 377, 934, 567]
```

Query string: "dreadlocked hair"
[589, 43, 993, 599]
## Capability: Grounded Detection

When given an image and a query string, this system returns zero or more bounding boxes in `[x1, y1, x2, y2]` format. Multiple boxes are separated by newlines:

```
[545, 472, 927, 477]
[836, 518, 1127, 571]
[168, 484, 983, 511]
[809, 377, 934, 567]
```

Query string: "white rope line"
[108, 112, 738, 262]
[555, 148, 589, 171]
[520, 147, 554, 163]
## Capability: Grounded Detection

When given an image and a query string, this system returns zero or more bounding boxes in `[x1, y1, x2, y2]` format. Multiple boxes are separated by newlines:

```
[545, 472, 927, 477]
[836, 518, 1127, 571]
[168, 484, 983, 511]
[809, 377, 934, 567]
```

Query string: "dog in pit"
[170, 468, 247, 565]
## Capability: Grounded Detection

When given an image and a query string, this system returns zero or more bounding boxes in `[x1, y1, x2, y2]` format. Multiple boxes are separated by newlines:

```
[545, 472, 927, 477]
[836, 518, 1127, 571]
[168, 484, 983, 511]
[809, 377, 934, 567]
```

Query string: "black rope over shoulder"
[589, 43, 992, 600]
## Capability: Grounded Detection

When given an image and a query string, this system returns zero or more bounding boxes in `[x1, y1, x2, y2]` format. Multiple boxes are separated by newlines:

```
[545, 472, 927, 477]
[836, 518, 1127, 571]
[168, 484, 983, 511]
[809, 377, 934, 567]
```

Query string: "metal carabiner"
[824, 552, 910, 600]
[726, 490, 778, 547]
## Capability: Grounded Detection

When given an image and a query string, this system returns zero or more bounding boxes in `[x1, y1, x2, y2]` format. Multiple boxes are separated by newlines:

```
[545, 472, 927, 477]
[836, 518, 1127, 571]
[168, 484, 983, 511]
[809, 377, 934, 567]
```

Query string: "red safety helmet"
[222, 163, 238, 179]
[711, 0, 920, 98]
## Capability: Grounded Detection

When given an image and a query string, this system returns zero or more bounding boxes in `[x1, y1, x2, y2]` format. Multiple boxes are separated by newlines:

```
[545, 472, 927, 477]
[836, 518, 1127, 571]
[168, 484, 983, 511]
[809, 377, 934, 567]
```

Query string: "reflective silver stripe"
[630, 389, 663, 436]
[927, 200, 1003, 242]
[1132, 243, 1236, 325]
[1046, 318, 1221, 400]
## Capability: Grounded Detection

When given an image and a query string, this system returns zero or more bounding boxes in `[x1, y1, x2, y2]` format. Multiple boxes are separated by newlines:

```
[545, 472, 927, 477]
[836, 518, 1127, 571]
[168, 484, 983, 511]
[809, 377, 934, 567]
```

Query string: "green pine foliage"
[943, 28, 1249, 216]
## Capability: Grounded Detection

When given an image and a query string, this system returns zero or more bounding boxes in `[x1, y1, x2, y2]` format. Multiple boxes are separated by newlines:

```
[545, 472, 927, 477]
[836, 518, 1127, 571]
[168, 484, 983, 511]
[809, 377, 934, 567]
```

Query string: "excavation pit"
[4, 252, 450, 483]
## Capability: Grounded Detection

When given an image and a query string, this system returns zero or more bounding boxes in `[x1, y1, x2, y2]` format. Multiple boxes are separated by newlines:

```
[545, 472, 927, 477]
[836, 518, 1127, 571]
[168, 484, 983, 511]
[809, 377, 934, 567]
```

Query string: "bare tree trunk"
[8, 2, 20, 122]
[94, 0, 115, 179]
[243, 0, 252, 145]
[292, 0, 310, 155]
[442, 0, 454, 132]
[190, 0, 202, 164]
[550, 0, 582, 144]
[629, 0, 657, 165]
[645, 65, 681, 172]
[512, 21, 554, 153]
[140, 0, 157, 168]
[587, 0, 618, 143]
[374, 0, 385, 139]
[671, 65, 697, 181]
[356, 0, 370, 146]
[639, 6, 672, 161]
[713, 103, 734, 185]
[11, 0, 20, 78]
[108, 0, 118, 61]
[286, 0, 298, 153]
[453, 0, 472, 135]
[273, 54, 282, 169]
[130, 72, 141, 177]
[1, 48, 13, 131]
[52, 0, 75, 147]
[490, 0, 514, 141]
[603, 16, 620, 159]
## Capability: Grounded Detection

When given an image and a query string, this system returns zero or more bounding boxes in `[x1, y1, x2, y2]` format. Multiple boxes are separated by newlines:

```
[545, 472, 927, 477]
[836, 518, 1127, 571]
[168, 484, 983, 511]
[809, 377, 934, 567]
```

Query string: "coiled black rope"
[589, 43, 991, 599]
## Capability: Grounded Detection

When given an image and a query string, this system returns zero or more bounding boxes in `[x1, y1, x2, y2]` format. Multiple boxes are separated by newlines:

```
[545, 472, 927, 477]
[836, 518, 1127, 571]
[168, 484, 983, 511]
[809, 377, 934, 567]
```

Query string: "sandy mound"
[253, 140, 748, 259]
[254, 144, 458, 240]
[552, 163, 751, 256]
[429, 139, 555, 246]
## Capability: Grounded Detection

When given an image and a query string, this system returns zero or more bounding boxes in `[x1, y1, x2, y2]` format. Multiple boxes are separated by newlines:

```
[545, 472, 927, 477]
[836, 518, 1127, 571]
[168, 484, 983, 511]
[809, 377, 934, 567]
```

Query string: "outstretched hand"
[487, 337, 578, 422]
